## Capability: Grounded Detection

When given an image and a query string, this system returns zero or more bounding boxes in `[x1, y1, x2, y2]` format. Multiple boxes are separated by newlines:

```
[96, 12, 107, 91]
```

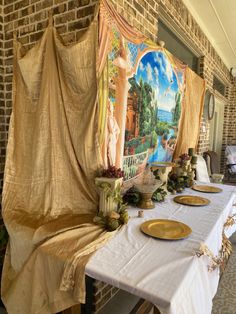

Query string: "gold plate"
[192, 185, 222, 193]
[173, 195, 210, 206]
[140, 219, 192, 240]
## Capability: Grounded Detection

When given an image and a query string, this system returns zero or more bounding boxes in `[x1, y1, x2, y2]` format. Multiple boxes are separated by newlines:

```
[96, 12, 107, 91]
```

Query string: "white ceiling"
[182, 0, 236, 70]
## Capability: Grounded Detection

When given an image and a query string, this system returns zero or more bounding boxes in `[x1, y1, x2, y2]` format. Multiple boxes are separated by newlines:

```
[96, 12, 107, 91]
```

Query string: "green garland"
[95, 181, 123, 204]
[167, 173, 192, 193]
[123, 185, 167, 205]
[152, 187, 167, 202]
[94, 206, 129, 231]
[123, 186, 140, 206]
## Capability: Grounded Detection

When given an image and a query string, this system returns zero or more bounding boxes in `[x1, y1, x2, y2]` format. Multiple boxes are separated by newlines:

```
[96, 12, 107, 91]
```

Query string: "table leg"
[130, 299, 161, 314]
[154, 306, 161, 314]
[81, 276, 94, 314]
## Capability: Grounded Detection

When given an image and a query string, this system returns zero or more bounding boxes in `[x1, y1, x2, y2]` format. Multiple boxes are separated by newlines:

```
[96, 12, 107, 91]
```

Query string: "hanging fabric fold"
[174, 67, 206, 159]
[1, 15, 113, 314]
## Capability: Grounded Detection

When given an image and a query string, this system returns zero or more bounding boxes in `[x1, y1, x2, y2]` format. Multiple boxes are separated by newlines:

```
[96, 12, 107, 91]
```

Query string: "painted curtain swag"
[1, 1, 205, 313]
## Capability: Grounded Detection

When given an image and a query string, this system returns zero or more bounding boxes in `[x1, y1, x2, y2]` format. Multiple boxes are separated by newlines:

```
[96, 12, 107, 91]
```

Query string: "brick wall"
[223, 79, 236, 145]
[110, 0, 159, 41]
[0, 1, 4, 205]
[93, 280, 119, 312]
[1, 0, 236, 312]
[1, 0, 235, 197]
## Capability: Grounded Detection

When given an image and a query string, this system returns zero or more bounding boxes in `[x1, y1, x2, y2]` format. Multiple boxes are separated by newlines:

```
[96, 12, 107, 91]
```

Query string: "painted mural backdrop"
[107, 28, 185, 180]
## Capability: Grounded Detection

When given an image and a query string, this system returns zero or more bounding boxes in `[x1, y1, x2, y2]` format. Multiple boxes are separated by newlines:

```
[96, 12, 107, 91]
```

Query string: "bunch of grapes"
[167, 173, 188, 193]
[101, 166, 124, 178]
[179, 153, 190, 161]
[179, 153, 190, 166]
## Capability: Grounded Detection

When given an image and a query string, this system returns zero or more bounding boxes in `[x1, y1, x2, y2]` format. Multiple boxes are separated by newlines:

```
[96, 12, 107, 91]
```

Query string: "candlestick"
[191, 155, 198, 164]
[188, 148, 194, 157]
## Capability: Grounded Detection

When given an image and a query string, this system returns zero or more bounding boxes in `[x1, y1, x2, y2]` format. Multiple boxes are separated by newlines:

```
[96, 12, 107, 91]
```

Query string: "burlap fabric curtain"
[1, 17, 116, 314]
[174, 67, 206, 159]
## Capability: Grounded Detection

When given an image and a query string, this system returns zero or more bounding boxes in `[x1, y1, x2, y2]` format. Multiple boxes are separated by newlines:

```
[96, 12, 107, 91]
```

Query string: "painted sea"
[157, 108, 173, 123]
[149, 109, 174, 162]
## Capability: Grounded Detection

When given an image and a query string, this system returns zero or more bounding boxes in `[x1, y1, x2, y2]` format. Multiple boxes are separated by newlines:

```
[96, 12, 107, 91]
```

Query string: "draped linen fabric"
[1, 18, 115, 314]
[174, 67, 206, 159]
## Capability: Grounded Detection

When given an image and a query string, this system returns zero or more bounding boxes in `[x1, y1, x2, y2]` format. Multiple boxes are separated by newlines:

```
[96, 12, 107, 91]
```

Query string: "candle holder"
[188, 148, 194, 157]
[135, 180, 162, 209]
[191, 155, 198, 165]
[134, 167, 162, 209]
[151, 162, 175, 193]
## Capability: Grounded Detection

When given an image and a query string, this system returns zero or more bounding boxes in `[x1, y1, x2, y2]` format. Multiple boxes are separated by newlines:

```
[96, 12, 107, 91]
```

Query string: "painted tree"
[128, 76, 157, 140]
[172, 91, 182, 126]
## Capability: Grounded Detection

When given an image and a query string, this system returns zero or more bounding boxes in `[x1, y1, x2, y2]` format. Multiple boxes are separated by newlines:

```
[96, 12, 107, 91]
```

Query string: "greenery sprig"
[123, 185, 167, 205]
[95, 181, 123, 204]
[123, 186, 140, 206]
[93, 206, 129, 231]
[152, 187, 167, 202]
[167, 173, 192, 193]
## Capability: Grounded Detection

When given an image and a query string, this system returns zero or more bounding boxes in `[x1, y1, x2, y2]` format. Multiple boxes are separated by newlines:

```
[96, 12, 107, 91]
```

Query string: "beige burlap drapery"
[1, 17, 116, 314]
[174, 67, 206, 159]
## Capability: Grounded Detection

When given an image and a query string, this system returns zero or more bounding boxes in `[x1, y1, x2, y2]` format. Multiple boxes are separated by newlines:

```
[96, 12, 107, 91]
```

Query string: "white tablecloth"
[86, 183, 236, 314]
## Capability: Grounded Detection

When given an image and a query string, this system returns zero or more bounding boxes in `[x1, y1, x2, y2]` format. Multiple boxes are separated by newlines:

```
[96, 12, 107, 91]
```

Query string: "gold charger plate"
[192, 185, 222, 193]
[173, 195, 210, 206]
[140, 219, 192, 240]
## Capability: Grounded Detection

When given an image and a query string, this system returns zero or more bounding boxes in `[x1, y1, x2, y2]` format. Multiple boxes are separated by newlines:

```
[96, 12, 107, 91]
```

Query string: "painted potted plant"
[95, 166, 124, 216]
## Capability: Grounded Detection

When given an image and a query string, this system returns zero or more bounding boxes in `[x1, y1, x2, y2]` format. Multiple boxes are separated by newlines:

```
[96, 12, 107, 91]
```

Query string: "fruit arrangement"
[123, 185, 167, 204]
[123, 186, 140, 206]
[93, 205, 129, 231]
[101, 166, 124, 178]
[152, 187, 167, 202]
[167, 173, 190, 193]
[179, 153, 190, 162]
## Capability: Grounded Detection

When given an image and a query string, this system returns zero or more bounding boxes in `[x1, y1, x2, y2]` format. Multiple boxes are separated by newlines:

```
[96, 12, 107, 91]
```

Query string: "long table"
[86, 183, 236, 314]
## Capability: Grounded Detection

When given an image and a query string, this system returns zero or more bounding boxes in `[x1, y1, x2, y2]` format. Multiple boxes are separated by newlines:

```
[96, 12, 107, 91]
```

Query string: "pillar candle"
[191, 155, 198, 164]
[188, 148, 194, 157]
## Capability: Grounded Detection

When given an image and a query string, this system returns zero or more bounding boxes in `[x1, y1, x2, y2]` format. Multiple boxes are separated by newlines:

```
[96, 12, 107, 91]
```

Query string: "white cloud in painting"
[158, 92, 176, 112]
[150, 88, 159, 108]
[164, 86, 176, 98]
[139, 61, 145, 71]
[154, 54, 165, 74]
[165, 59, 174, 83]
[154, 66, 159, 81]
[168, 89, 176, 98]
[177, 72, 185, 92]
[154, 54, 160, 64]
[146, 62, 153, 82]
[154, 87, 159, 98]
[154, 52, 174, 84]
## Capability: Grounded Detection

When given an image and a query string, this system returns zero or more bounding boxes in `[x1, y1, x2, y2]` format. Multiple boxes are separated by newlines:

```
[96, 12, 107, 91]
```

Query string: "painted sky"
[135, 51, 183, 112]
